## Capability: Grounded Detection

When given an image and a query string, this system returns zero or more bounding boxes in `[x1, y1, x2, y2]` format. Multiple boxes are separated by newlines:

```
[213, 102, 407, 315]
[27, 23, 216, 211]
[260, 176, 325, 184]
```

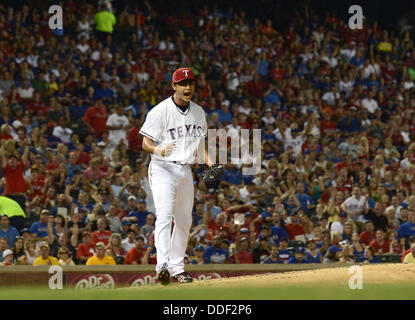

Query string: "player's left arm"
[204, 142, 214, 167]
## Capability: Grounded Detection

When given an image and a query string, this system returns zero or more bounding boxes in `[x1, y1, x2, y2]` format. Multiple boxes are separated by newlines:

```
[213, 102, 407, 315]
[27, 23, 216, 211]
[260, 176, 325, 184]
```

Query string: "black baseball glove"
[199, 164, 224, 188]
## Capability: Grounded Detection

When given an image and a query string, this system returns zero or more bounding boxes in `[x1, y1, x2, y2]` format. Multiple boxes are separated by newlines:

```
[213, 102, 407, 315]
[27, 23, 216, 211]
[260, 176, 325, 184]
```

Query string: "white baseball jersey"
[139, 96, 208, 163]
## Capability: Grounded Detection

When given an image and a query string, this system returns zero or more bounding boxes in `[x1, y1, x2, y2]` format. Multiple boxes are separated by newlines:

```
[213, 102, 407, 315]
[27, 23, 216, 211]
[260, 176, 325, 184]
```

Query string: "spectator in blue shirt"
[0, 215, 20, 248]
[66, 153, 83, 184]
[204, 235, 229, 264]
[68, 96, 89, 119]
[216, 102, 233, 125]
[95, 80, 115, 105]
[357, 246, 381, 263]
[123, 197, 153, 228]
[220, 164, 243, 186]
[189, 245, 205, 264]
[288, 246, 310, 264]
[340, 107, 361, 133]
[261, 245, 284, 264]
[29, 209, 57, 242]
[397, 211, 415, 249]
[305, 239, 322, 263]
[271, 215, 290, 246]
[296, 183, 315, 214]
[278, 237, 291, 263]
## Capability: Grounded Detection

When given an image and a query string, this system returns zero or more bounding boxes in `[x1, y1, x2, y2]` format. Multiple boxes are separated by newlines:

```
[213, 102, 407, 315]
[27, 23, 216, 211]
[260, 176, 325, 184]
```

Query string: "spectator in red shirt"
[83, 99, 108, 137]
[320, 112, 337, 137]
[76, 231, 95, 265]
[235, 237, 253, 263]
[285, 212, 306, 241]
[359, 220, 377, 246]
[124, 235, 146, 264]
[0, 124, 13, 143]
[369, 229, 390, 255]
[0, 141, 29, 231]
[91, 218, 112, 246]
[26, 167, 45, 200]
[26, 91, 50, 119]
[244, 74, 267, 99]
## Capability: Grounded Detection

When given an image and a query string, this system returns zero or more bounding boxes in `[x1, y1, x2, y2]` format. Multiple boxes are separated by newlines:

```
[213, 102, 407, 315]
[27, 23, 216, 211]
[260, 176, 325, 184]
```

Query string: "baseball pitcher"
[139, 67, 220, 284]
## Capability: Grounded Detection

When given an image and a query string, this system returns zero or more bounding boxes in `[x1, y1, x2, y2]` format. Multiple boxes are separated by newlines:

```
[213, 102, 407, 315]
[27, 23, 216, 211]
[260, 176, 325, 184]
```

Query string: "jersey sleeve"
[139, 109, 162, 142]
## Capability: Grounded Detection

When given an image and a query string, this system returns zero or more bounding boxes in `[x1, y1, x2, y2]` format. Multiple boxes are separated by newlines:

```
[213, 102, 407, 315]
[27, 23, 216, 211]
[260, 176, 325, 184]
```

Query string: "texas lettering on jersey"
[167, 125, 203, 140]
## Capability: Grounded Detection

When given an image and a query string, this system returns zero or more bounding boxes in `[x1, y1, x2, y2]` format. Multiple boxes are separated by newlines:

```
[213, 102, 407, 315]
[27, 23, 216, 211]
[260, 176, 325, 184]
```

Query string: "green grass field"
[1, 283, 414, 300]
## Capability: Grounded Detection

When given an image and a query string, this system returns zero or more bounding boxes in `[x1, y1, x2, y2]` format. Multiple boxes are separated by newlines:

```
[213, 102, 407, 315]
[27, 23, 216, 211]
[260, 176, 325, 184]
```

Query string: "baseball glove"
[199, 164, 224, 188]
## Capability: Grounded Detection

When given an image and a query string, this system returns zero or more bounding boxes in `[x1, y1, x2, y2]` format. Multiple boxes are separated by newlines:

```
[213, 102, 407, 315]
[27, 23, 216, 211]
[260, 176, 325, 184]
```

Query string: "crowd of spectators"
[0, 1, 415, 267]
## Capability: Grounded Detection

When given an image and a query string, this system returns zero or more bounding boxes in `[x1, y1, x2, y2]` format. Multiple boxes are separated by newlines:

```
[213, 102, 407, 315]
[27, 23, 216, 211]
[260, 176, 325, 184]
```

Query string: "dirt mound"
[185, 264, 415, 288]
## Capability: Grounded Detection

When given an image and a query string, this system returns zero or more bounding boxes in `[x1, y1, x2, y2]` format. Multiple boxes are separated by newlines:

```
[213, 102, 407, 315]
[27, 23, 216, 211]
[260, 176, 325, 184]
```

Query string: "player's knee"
[155, 214, 173, 228]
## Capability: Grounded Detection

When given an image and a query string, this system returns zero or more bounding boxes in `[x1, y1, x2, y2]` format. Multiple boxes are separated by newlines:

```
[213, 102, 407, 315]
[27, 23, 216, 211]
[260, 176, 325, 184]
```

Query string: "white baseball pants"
[149, 159, 194, 276]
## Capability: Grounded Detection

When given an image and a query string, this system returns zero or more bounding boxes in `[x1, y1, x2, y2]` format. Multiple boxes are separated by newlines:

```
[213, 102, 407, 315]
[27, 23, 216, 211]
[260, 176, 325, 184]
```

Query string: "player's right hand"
[154, 142, 176, 157]
[162, 143, 175, 157]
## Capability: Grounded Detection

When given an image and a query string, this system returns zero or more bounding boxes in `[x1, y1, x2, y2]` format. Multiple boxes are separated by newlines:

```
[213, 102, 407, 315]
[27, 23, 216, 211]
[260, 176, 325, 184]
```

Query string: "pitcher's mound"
[183, 263, 415, 288]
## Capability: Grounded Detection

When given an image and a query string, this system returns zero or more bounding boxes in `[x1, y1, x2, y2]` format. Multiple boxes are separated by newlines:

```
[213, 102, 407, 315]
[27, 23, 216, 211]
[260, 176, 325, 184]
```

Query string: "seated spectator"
[277, 238, 291, 263]
[86, 242, 116, 265]
[403, 243, 415, 263]
[288, 246, 309, 264]
[397, 211, 415, 250]
[359, 220, 377, 246]
[235, 237, 253, 264]
[140, 214, 155, 240]
[106, 204, 123, 234]
[341, 222, 354, 243]
[351, 232, 365, 257]
[105, 233, 125, 264]
[91, 218, 112, 246]
[369, 229, 390, 255]
[12, 236, 25, 263]
[189, 245, 205, 264]
[58, 246, 76, 266]
[29, 209, 57, 246]
[357, 246, 381, 263]
[33, 242, 59, 266]
[261, 244, 284, 264]
[122, 230, 137, 253]
[0, 249, 14, 266]
[305, 239, 322, 263]
[285, 212, 306, 241]
[323, 245, 342, 263]
[0, 214, 19, 248]
[253, 236, 271, 263]
[124, 235, 146, 265]
[337, 242, 355, 263]
[76, 231, 95, 265]
[204, 235, 229, 264]
[400, 236, 415, 262]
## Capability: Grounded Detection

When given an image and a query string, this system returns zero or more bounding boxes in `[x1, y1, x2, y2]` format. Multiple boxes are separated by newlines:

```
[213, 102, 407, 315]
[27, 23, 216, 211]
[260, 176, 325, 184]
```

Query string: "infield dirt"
[141, 263, 415, 289]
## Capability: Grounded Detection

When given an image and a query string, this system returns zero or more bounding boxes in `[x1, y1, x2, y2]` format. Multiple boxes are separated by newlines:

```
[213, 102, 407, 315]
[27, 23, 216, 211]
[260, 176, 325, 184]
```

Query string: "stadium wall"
[0, 263, 357, 289]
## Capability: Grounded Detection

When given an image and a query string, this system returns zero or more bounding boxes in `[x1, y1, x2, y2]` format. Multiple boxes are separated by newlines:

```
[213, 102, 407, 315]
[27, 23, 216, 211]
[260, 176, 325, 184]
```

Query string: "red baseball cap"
[172, 67, 196, 83]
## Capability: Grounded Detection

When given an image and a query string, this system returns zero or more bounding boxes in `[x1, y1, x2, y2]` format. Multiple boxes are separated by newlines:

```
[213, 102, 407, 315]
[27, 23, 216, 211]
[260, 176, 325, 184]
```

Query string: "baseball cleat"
[157, 263, 171, 286]
[172, 271, 193, 283]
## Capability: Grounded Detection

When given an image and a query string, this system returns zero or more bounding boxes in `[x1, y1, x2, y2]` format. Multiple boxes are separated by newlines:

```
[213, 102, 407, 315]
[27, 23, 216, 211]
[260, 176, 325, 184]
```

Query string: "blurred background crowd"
[0, 0, 415, 266]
